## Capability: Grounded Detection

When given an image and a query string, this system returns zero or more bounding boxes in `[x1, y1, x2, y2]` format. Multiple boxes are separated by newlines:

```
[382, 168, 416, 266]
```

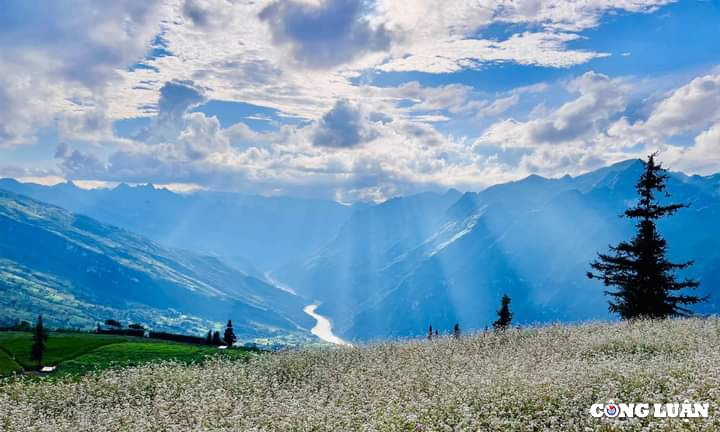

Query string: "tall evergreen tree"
[223, 320, 237, 346]
[493, 294, 513, 330]
[206, 330, 213, 345]
[212, 331, 221, 346]
[104, 319, 122, 329]
[588, 154, 705, 319]
[30, 315, 48, 369]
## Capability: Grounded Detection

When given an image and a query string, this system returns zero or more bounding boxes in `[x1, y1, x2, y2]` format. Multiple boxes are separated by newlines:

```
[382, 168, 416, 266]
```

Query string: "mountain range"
[0, 189, 313, 340]
[276, 159, 720, 339]
[0, 178, 360, 275]
[1, 159, 719, 341]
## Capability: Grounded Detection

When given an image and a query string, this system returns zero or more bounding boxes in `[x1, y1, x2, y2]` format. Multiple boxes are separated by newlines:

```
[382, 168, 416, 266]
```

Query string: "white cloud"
[177, 112, 230, 159]
[478, 72, 628, 149]
[181, 0, 235, 29]
[665, 123, 720, 175]
[0, 67, 59, 148]
[377, 32, 606, 74]
[55, 87, 506, 199]
[259, 0, 392, 68]
[0, 0, 678, 145]
[475, 94, 521, 118]
[494, 0, 674, 32]
[642, 74, 720, 136]
[313, 100, 380, 148]
[55, 65, 720, 201]
[474, 70, 720, 179]
[105, 0, 673, 124]
[373, 0, 674, 74]
[11, 0, 720, 201]
[604, 73, 720, 151]
[0, 1, 166, 146]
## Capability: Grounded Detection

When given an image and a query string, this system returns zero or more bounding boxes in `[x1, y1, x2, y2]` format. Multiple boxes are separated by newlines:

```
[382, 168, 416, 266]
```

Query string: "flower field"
[2, 318, 720, 431]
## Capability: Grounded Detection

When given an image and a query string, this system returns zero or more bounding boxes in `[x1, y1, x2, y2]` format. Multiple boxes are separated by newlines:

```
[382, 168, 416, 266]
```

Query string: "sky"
[0, 0, 719, 202]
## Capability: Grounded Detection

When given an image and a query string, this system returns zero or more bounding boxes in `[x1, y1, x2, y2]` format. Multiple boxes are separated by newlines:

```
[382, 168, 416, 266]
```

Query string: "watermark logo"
[604, 402, 618, 417]
[591, 400, 709, 422]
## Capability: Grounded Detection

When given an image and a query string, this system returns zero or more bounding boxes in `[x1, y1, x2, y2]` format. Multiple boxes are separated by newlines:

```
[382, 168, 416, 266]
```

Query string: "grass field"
[0, 331, 133, 373]
[1, 318, 719, 431]
[0, 349, 21, 375]
[0, 332, 251, 376]
[0, 332, 129, 373]
[57, 341, 250, 375]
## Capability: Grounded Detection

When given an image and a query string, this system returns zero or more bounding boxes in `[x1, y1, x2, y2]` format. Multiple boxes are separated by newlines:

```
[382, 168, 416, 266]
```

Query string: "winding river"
[303, 304, 351, 346]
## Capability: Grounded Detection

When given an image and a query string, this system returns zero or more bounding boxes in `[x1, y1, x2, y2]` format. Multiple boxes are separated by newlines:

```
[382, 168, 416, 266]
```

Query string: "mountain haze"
[2, 160, 718, 341]
[275, 160, 720, 340]
[0, 179, 358, 274]
[0, 190, 313, 339]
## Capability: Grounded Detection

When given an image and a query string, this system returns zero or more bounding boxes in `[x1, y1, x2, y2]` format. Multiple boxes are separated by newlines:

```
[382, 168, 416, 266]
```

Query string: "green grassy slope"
[0, 332, 129, 372]
[0, 189, 313, 338]
[58, 341, 250, 375]
[0, 349, 21, 375]
[0, 331, 254, 376]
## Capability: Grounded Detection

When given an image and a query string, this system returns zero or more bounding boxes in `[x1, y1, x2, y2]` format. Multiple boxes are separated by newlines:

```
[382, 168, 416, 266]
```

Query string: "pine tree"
[30, 315, 48, 369]
[212, 331, 221, 346]
[104, 319, 122, 329]
[206, 330, 213, 345]
[493, 294, 513, 330]
[223, 320, 237, 346]
[452, 323, 460, 339]
[588, 154, 705, 319]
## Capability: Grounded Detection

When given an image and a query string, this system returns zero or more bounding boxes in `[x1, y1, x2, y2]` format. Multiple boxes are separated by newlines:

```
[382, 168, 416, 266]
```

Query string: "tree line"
[427, 292, 514, 340]
[204, 320, 237, 347]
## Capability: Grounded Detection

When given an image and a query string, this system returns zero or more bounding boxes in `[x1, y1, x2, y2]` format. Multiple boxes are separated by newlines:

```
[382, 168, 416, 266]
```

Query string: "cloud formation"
[0, 1, 165, 146]
[7, 0, 720, 202]
[313, 100, 380, 148]
[479, 72, 628, 149]
[260, 0, 392, 68]
[642, 74, 720, 137]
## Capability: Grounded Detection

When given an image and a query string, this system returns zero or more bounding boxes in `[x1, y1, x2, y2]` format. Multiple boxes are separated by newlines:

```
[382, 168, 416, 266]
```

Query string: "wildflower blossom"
[1, 319, 719, 431]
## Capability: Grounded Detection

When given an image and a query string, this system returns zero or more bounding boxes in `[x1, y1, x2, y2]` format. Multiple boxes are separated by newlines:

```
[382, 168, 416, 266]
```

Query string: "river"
[303, 304, 351, 346]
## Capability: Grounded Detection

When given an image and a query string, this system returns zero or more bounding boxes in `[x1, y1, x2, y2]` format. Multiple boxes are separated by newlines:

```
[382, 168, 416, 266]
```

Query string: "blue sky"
[0, 0, 719, 201]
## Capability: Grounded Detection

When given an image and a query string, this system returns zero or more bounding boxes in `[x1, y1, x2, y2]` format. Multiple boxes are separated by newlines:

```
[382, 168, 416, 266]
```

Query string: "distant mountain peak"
[57, 180, 79, 190]
[568, 159, 645, 193]
[0, 177, 21, 186]
[444, 187, 462, 198]
[523, 173, 548, 182]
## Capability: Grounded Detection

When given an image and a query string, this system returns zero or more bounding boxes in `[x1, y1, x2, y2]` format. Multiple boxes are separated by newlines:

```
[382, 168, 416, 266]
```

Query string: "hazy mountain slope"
[285, 160, 720, 340]
[0, 179, 359, 273]
[348, 187, 625, 338]
[274, 189, 462, 325]
[3, 160, 717, 342]
[0, 190, 313, 338]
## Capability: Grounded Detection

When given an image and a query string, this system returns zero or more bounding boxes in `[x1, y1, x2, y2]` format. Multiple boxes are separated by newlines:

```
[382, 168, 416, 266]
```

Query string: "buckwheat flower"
[2, 318, 720, 430]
